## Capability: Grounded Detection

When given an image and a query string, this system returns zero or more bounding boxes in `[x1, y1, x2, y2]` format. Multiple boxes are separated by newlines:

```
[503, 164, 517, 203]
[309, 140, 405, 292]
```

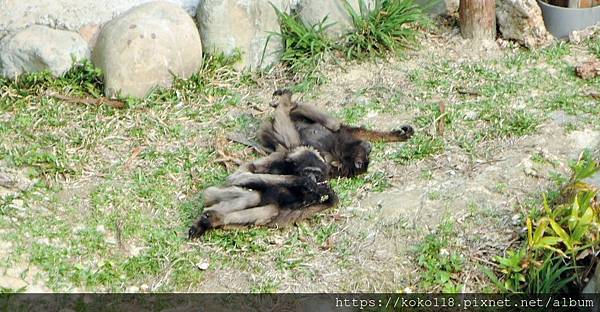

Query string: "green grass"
[343, 0, 426, 59]
[416, 220, 464, 292]
[273, 6, 334, 75]
[273, 0, 426, 88]
[391, 133, 444, 164]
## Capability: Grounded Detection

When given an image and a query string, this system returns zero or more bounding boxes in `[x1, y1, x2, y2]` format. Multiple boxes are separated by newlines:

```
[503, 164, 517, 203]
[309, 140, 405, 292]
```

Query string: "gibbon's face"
[341, 141, 371, 178]
[288, 147, 330, 181]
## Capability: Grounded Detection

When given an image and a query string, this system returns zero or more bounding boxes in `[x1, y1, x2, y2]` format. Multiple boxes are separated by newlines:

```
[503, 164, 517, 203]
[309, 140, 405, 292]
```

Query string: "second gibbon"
[259, 90, 414, 178]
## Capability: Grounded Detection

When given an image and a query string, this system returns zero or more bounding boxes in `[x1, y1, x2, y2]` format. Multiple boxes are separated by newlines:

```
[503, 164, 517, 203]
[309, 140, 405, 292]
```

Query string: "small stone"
[569, 24, 600, 44]
[140, 284, 149, 291]
[126, 286, 139, 293]
[105, 236, 118, 245]
[96, 225, 106, 234]
[195, 262, 209, 270]
[511, 214, 521, 225]
[464, 111, 479, 121]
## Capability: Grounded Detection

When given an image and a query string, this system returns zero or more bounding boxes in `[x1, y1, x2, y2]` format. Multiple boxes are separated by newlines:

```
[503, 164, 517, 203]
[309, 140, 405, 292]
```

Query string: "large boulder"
[296, 0, 375, 39]
[196, 0, 285, 71]
[0, 0, 202, 44]
[0, 25, 89, 78]
[92, 1, 203, 98]
[496, 0, 554, 49]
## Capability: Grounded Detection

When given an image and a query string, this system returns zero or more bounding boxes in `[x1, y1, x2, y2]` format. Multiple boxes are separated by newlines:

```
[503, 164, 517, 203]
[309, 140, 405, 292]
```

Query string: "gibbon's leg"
[272, 90, 301, 150]
[221, 205, 279, 227]
[227, 172, 305, 189]
[290, 103, 341, 132]
[188, 188, 262, 239]
[343, 125, 414, 142]
[203, 188, 261, 215]
[203, 186, 251, 207]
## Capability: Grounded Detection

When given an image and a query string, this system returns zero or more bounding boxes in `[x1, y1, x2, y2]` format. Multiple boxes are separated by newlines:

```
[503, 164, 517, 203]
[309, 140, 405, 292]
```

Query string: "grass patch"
[416, 220, 464, 292]
[343, 0, 425, 59]
[391, 133, 444, 164]
[273, 6, 335, 77]
[273, 0, 426, 88]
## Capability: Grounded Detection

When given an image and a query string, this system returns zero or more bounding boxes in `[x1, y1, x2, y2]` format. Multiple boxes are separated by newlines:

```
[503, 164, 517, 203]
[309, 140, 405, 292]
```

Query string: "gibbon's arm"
[343, 125, 414, 142]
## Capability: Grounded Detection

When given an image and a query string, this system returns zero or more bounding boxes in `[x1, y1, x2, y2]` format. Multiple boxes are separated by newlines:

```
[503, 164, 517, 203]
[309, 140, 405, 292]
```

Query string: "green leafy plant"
[488, 150, 599, 293]
[494, 249, 528, 293]
[272, 6, 335, 77]
[526, 255, 577, 294]
[343, 0, 425, 59]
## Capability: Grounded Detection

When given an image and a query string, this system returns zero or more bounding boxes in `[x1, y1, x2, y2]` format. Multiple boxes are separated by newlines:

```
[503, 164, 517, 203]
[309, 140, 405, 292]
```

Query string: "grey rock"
[0, 25, 89, 78]
[0, 0, 202, 40]
[297, 0, 375, 39]
[196, 0, 285, 71]
[0, 162, 35, 198]
[583, 262, 600, 294]
[92, 1, 203, 98]
[496, 0, 554, 49]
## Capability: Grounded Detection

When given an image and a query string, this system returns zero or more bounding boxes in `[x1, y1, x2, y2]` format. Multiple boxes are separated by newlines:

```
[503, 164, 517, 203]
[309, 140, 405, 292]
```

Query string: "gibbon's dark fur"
[188, 91, 337, 239]
[260, 90, 414, 178]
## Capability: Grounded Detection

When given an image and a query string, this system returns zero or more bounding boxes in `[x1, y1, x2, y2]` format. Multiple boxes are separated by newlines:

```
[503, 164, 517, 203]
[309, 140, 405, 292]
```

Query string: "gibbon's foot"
[393, 125, 415, 140]
[188, 211, 214, 239]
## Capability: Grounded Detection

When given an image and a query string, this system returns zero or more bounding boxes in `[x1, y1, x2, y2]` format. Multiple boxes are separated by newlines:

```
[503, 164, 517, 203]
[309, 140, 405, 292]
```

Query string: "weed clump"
[485, 150, 600, 293]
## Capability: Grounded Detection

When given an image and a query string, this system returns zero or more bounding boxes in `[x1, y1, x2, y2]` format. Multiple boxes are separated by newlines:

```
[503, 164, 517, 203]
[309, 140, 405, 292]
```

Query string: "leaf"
[536, 236, 562, 247]
[543, 194, 552, 216]
[527, 217, 533, 247]
[542, 245, 569, 258]
[532, 218, 549, 246]
[549, 219, 572, 250]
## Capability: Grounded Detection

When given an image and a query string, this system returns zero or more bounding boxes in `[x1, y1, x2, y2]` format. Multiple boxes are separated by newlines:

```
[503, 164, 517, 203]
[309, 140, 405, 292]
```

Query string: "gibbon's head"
[287, 146, 330, 181]
[339, 141, 371, 178]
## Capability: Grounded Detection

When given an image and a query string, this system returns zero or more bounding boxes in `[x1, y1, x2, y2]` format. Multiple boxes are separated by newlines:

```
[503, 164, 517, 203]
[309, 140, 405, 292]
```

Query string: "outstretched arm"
[343, 125, 414, 142]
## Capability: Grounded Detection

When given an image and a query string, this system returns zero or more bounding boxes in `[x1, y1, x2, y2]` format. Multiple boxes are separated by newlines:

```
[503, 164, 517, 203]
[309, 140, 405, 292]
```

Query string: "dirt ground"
[0, 20, 599, 292]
